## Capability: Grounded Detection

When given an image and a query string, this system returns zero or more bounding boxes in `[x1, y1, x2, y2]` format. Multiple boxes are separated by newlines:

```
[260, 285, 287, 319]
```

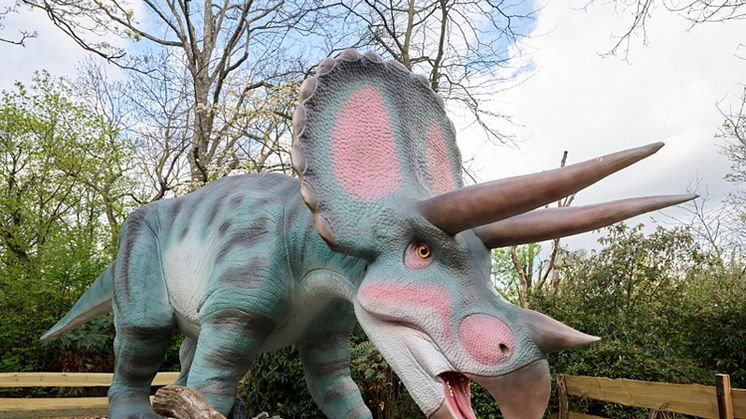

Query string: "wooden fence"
[1, 371, 744, 417]
[557, 374, 746, 419]
[0, 371, 178, 417]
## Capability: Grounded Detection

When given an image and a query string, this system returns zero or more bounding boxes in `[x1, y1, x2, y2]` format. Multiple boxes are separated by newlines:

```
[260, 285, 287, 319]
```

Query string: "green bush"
[532, 224, 745, 416]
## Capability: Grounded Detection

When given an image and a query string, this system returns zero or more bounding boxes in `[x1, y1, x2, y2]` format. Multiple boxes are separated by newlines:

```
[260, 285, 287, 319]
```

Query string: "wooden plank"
[152, 372, 180, 386]
[0, 396, 108, 416]
[568, 412, 606, 419]
[717, 374, 735, 419]
[0, 395, 157, 417]
[0, 371, 179, 387]
[733, 388, 746, 419]
[564, 375, 720, 418]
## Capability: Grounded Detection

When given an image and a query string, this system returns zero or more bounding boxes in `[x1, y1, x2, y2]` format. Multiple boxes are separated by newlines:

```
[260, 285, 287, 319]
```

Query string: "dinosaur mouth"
[432, 360, 551, 419]
[438, 372, 476, 419]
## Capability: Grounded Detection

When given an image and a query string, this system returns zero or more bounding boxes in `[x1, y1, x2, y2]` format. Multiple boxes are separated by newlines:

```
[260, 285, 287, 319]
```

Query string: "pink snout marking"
[358, 282, 452, 338]
[458, 314, 515, 365]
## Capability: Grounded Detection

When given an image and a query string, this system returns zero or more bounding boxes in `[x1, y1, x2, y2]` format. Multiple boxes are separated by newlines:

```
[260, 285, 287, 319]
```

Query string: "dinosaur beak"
[429, 360, 551, 419]
[472, 360, 551, 419]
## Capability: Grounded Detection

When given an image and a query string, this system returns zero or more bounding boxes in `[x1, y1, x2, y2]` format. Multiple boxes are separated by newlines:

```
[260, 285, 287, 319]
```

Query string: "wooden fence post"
[557, 374, 569, 419]
[716, 374, 734, 419]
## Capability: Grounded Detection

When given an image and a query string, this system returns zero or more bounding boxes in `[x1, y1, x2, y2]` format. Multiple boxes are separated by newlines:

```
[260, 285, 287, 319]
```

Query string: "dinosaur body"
[43, 49, 694, 419]
[45, 174, 369, 417]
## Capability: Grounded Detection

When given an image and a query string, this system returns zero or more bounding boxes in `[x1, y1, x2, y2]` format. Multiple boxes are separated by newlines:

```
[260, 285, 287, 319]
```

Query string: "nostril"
[458, 314, 516, 365]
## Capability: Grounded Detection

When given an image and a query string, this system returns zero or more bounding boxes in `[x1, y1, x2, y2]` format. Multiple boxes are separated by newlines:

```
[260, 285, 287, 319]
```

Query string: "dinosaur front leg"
[300, 334, 371, 418]
[299, 301, 371, 419]
[108, 208, 175, 418]
[187, 304, 275, 415]
[109, 325, 174, 418]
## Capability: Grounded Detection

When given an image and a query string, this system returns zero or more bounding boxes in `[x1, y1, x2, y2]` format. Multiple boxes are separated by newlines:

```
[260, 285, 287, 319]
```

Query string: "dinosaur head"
[352, 224, 590, 418]
[292, 49, 694, 418]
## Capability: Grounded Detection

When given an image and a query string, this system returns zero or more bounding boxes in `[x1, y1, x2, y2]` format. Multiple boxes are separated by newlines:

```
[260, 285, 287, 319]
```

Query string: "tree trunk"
[153, 386, 226, 419]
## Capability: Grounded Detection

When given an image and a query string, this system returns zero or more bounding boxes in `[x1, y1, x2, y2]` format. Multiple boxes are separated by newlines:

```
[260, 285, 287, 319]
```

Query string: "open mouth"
[439, 371, 476, 419]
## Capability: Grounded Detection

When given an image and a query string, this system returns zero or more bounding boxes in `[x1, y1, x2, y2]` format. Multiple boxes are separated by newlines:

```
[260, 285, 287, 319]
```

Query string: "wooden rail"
[0, 371, 179, 387]
[1, 371, 743, 417]
[0, 371, 178, 417]
[557, 374, 745, 419]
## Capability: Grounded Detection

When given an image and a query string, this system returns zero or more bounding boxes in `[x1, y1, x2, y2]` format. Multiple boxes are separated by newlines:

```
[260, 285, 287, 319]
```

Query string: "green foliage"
[492, 242, 551, 307]
[532, 223, 746, 416]
[677, 258, 746, 387]
[0, 73, 136, 377]
[238, 347, 322, 418]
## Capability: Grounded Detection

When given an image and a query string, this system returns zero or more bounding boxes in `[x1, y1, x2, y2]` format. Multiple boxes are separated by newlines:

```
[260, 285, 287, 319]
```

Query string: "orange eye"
[416, 243, 431, 259]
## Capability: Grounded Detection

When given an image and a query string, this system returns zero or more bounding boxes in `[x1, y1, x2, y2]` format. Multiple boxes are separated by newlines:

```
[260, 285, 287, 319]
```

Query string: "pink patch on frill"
[426, 122, 455, 194]
[331, 86, 402, 200]
[358, 282, 452, 338]
[458, 314, 515, 365]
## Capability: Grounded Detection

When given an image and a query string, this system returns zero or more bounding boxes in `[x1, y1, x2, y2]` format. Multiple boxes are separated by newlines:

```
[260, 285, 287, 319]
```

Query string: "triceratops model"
[42, 49, 694, 418]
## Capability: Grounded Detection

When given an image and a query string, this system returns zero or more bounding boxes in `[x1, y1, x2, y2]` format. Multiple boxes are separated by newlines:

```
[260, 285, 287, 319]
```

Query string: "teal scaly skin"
[42, 49, 695, 419]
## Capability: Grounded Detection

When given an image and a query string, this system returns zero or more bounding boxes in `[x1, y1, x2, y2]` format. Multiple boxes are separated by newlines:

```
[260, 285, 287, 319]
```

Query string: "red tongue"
[441, 372, 476, 419]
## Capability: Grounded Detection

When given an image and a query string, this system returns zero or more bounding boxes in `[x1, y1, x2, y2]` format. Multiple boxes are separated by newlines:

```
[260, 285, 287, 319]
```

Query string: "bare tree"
[23, 0, 337, 186]
[583, 0, 746, 59]
[0, 6, 36, 46]
[28, 0, 537, 194]
[339, 0, 536, 145]
[718, 87, 746, 249]
[71, 56, 188, 204]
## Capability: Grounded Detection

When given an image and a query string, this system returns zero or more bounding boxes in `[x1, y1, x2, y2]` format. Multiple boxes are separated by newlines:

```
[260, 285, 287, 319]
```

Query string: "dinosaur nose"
[458, 314, 515, 365]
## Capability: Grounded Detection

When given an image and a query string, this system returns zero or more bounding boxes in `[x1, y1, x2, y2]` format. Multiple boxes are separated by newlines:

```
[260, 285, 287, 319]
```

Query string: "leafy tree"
[0, 74, 134, 375]
[492, 243, 542, 306]
[678, 253, 746, 387]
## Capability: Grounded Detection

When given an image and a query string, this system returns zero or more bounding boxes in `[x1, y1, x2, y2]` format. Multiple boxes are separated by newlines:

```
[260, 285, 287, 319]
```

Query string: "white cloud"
[457, 1, 746, 250]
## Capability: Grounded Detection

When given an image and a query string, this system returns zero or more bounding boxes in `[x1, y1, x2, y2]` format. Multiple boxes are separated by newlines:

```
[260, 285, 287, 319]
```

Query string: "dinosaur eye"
[404, 242, 433, 269]
[416, 243, 431, 259]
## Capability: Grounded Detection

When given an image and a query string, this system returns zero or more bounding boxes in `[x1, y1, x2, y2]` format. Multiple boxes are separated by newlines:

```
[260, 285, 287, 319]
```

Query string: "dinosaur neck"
[296, 268, 358, 302]
[284, 189, 367, 295]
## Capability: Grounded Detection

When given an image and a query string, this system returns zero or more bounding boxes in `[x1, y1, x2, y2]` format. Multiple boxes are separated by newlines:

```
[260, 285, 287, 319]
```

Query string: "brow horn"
[475, 194, 696, 248]
[418, 142, 665, 234]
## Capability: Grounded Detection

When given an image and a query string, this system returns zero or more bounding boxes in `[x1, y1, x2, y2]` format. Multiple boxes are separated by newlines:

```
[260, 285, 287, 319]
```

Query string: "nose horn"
[519, 308, 600, 354]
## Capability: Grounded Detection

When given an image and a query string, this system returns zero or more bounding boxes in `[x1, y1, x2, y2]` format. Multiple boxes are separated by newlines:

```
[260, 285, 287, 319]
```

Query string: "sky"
[1, 0, 743, 251]
[457, 1, 745, 250]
